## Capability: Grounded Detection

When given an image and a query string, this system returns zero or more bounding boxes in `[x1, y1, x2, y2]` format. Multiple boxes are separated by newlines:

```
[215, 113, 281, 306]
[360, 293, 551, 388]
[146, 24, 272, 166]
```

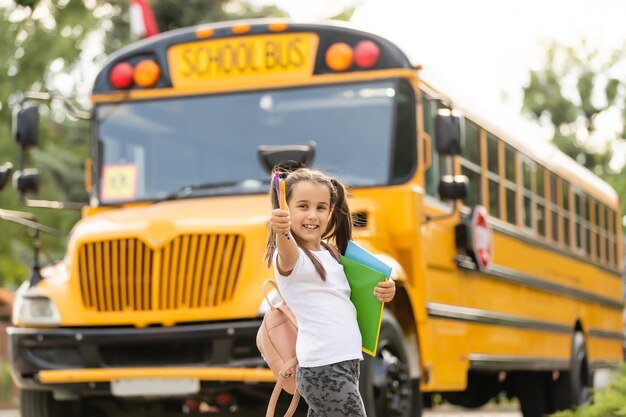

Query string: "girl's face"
[287, 181, 332, 251]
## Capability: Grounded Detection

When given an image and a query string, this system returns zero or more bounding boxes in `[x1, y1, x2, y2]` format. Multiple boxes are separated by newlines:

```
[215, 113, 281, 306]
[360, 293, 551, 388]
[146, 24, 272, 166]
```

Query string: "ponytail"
[323, 178, 352, 255]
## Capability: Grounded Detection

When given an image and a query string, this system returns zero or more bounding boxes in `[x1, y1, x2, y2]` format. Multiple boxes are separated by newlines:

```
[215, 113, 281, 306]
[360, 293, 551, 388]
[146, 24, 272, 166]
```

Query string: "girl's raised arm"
[270, 208, 299, 275]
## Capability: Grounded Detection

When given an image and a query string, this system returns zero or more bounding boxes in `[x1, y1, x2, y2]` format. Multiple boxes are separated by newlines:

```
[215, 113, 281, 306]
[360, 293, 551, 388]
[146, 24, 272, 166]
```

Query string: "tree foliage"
[0, 0, 97, 287]
[523, 40, 626, 232]
[553, 364, 626, 417]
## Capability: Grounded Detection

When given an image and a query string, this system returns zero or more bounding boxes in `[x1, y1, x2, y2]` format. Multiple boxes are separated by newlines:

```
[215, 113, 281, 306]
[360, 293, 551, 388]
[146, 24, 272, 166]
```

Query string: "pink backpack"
[256, 280, 301, 417]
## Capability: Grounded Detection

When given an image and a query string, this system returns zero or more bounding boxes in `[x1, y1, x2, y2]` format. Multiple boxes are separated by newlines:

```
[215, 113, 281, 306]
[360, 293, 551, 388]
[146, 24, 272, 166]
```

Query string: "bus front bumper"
[8, 319, 273, 392]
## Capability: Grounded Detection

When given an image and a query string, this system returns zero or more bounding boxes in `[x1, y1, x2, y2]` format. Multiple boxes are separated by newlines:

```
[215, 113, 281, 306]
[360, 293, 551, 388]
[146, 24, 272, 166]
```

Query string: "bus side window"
[610, 208, 618, 268]
[504, 144, 516, 225]
[549, 172, 559, 243]
[535, 165, 546, 237]
[486, 132, 500, 218]
[607, 207, 616, 267]
[391, 80, 417, 183]
[574, 188, 585, 253]
[583, 196, 589, 257]
[461, 119, 481, 207]
[521, 156, 533, 230]
[561, 180, 571, 248]
[598, 203, 609, 263]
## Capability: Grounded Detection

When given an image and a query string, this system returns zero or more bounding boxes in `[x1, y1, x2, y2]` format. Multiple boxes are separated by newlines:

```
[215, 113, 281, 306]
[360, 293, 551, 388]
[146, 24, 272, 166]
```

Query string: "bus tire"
[570, 331, 591, 405]
[547, 331, 592, 412]
[359, 311, 418, 417]
[20, 390, 79, 417]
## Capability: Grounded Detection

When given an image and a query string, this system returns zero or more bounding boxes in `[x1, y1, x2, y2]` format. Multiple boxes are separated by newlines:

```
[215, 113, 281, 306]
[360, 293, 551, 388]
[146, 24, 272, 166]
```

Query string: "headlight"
[13, 293, 61, 326]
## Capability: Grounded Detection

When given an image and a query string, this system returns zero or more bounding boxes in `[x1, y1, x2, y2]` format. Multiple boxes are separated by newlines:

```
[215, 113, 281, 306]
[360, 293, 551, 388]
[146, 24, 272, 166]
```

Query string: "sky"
[252, 0, 626, 169]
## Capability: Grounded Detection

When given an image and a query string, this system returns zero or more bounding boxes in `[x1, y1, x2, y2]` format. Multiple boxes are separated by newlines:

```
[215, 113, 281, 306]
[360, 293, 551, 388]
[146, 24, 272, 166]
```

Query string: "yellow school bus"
[8, 20, 623, 417]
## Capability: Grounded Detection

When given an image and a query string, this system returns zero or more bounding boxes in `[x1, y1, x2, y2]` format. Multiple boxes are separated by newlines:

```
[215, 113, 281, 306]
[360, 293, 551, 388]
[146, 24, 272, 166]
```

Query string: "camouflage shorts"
[296, 359, 366, 417]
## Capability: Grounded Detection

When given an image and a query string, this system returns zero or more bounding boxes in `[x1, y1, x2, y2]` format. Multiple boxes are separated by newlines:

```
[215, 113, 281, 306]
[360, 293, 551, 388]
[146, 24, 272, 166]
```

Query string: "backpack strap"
[264, 280, 283, 307]
[264, 280, 297, 327]
[321, 241, 341, 262]
[266, 379, 301, 417]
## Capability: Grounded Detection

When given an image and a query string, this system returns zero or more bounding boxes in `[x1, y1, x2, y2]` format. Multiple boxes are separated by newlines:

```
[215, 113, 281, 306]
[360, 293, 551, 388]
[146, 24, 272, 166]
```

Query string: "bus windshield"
[96, 79, 407, 204]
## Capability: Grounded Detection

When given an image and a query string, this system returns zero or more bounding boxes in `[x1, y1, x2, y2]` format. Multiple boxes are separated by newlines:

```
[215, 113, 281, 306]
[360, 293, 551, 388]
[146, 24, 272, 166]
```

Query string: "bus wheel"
[547, 331, 592, 412]
[570, 331, 592, 404]
[359, 312, 417, 417]
[20, 390, 80, 417]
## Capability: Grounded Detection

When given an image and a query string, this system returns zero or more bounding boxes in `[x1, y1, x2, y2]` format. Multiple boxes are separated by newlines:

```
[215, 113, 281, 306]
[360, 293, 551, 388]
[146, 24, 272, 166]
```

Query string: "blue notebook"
[344, 241, 392, 278]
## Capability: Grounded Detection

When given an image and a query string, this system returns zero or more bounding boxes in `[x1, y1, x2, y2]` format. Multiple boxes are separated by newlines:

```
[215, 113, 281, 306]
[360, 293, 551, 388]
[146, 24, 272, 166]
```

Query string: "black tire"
[570, 331, 592, 405]
[20, 390, 80, 417]
[359, 311, 418, 417]
[546, 332, 592, 413]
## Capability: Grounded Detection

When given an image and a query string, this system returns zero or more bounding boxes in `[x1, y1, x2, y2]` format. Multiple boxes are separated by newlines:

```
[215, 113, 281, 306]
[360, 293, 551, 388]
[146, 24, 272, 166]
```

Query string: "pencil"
[279, 179, 287, 210]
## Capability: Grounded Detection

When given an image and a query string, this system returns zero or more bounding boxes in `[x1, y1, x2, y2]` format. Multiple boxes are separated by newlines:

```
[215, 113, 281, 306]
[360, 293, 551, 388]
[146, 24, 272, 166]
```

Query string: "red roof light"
[354, 40, 380, 69]
[110, 62, 134, 89]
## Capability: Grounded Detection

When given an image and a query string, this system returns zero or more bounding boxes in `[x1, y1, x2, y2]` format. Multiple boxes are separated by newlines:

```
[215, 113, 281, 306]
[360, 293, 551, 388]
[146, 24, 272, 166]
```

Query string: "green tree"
[523, 40, 626, 232]
[0, 0, 99, 288]
[104, 0, 288, 54]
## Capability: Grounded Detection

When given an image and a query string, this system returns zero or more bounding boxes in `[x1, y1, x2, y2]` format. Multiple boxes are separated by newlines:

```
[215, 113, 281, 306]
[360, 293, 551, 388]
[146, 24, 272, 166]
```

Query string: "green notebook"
[340, 256, 387, 356]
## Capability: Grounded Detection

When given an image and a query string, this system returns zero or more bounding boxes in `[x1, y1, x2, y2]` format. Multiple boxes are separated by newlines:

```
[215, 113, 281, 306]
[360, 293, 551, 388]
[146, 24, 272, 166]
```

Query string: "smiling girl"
[265, 168, 396, 417]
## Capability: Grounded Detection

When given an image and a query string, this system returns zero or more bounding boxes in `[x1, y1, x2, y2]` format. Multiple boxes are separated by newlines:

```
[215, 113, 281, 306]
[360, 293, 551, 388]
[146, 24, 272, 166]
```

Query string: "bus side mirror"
[439, 175, 468, 200]
[13, 103, 40, 149]
[0, 162, 13, 190]
[13, 168, 40, 194]
[435, 109, 464, 156]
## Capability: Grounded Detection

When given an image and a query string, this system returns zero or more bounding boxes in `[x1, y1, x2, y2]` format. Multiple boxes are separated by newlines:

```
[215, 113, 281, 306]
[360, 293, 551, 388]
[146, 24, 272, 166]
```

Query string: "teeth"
[303, 225, 318, 229]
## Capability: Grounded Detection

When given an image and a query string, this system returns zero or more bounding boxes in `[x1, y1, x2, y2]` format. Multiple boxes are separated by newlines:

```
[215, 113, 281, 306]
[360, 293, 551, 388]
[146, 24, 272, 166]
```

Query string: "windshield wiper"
[153, 179, 267, 204]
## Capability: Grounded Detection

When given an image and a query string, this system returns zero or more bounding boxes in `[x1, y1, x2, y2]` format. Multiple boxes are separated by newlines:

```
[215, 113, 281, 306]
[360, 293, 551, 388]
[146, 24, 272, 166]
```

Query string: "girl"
[265, 168, 396, 417]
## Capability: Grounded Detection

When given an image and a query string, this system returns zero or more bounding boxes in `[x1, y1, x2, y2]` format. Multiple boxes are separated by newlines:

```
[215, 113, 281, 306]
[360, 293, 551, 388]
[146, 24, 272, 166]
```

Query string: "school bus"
[8, 19, 623, 417]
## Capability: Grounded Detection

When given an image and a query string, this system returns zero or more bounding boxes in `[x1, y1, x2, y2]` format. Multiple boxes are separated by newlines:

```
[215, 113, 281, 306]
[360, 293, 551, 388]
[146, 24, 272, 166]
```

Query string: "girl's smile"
[287, 181, 332, 251]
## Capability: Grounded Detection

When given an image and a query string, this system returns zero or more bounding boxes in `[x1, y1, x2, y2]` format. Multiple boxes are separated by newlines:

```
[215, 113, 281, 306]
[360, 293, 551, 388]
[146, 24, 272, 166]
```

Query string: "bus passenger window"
[605, 206, 612, 264]
[504, 144, 516, 224]
[594, 200, 601, 261]
[522, 157, 533, 229]
[536, 165, 545, 237]
[562, 180, 570, 247]
[486, 133, 500, 218]
[549, 173, 559, 242]
[574, 191, 584, 251]
[583, 194, 592, 256]
[598, 203, 606, 263]
[461, 120, 481, 207]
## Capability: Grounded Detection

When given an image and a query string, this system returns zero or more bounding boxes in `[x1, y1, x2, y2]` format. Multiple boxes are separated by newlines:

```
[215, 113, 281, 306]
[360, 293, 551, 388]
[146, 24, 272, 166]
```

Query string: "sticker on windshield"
[101, 163, 137, 202]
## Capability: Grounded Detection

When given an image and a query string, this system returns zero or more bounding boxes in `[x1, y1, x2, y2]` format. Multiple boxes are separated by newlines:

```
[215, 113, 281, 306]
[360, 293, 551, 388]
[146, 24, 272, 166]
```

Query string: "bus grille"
[77, 235, 244, 312]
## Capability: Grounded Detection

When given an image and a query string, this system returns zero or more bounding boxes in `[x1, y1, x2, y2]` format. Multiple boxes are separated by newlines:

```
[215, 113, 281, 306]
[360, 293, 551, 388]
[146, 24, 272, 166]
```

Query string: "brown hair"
[264, 168, 352, 280]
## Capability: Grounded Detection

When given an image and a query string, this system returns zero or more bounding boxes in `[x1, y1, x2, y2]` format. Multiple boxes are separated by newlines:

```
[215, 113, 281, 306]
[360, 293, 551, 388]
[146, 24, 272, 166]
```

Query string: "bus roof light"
[325, 42, 353, 72]
[232, 23, 251, 34]
[134, 59, 160, 88]
[354, 40, 380, 68]
[268, 23, 288, 32]
[110, 62, 134, 89]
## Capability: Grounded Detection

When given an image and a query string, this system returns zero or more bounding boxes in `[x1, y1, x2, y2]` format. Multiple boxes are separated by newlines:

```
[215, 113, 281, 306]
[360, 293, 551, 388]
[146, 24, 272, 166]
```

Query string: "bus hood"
[70, 195, 273, 243]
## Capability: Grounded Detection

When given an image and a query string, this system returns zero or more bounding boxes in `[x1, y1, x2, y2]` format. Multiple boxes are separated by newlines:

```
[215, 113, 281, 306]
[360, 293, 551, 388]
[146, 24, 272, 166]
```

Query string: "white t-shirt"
[273, 247, 363, 367]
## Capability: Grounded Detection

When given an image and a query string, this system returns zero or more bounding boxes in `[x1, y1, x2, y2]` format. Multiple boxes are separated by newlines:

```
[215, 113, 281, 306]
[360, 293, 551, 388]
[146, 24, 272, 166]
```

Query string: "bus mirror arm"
[424, 199, 460, 223]
[22, 198, 86, 210]
[424, 175, 468, 223]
